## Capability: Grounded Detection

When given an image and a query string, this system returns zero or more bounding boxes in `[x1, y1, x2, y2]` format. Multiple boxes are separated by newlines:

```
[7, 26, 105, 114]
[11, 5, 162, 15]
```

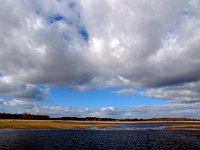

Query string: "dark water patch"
[0, 129, 200, 150]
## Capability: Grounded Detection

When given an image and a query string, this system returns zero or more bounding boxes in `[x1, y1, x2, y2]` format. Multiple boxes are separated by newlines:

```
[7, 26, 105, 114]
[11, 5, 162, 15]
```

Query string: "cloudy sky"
[0, 0, 200, 119]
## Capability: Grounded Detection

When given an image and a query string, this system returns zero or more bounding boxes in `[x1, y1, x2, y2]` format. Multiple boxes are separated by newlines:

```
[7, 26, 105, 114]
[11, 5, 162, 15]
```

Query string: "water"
[110, 122, 181, 130]
[0, 123, 200, 150]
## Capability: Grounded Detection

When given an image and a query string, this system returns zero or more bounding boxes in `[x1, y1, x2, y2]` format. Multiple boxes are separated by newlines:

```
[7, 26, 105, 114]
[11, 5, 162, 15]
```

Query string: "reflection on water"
[0, 123, 200, 150]
[114, 122, 181, 130]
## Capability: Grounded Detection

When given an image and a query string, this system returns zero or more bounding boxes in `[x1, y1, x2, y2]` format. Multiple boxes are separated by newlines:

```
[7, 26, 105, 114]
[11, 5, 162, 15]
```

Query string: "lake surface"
[0, 123, 200, 150]
[108, 122, 181, 130]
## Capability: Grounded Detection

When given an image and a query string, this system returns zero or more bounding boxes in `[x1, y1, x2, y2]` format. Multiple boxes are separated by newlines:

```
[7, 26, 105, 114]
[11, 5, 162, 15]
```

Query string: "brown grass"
[165, 124, 200, 130]
[0, 120, 116, 129]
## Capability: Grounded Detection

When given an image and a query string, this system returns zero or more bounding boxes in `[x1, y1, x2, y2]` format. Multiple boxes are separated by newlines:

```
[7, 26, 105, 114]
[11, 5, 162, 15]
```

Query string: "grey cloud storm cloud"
[0, 76, 47, 101]
[141, 81, 200, 103]
[113, 81, 200, 104]
[0, 0, 200, 113]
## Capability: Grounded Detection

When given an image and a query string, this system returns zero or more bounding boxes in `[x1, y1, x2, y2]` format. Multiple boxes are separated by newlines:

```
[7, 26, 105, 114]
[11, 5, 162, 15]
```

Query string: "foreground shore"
[0, 119, 200, 129]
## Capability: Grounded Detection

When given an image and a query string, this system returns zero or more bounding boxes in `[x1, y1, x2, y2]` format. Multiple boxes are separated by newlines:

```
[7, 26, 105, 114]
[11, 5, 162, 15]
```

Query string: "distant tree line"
[51, 117, 199, 121]
[0, 113, 50, 120]
[52, 117, 119, 121]
[144, 118, 199, 121]
[0, 113, 199, 121]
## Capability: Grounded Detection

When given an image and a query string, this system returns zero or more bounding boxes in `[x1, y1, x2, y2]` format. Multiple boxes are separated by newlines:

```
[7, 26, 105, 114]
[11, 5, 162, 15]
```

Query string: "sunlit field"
[0, 120, 116, 129]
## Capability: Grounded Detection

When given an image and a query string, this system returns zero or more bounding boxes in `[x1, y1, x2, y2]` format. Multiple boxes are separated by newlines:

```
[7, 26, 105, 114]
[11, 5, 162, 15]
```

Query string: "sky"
[0, 0, 200, 119]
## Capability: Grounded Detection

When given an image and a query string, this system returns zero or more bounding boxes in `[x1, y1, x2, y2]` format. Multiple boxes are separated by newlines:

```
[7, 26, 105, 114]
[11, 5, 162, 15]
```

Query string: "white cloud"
[0, 99, 4, 105]
[0, 0, 200, 88]
[1, 0, 199, 89]
[114, 81, 200, 103]
[141, 81, 200, 103]
[1, 100, 200, 119]
[4, 99, 34, 109]
[0, 76, 48, 101]
[0, 0, 200, 114]
[113, 89, 136, 96]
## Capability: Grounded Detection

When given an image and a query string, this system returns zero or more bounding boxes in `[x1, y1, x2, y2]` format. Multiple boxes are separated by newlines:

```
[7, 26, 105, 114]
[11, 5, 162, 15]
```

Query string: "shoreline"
[0, 119, 200, 130]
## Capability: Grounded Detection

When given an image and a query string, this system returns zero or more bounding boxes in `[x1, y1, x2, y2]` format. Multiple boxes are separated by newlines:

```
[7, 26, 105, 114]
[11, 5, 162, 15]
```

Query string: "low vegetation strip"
[0, 120, 116, 129]
[0, 113, 49, 120]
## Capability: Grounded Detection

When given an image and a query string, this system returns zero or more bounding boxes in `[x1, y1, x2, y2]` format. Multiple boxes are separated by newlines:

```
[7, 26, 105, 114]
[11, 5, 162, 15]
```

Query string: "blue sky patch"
[77, 26, 89, 41]
[47, 87, 168, 108]
[69, 1, 76, 8]
[48, 14, 64, 24]
[0, 72, 4, 77]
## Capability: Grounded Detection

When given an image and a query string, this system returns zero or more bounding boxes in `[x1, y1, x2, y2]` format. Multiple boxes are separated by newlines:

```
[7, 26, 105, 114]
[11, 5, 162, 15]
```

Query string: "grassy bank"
[0, 120, 116, 129]
[166, 124, 200, 130]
